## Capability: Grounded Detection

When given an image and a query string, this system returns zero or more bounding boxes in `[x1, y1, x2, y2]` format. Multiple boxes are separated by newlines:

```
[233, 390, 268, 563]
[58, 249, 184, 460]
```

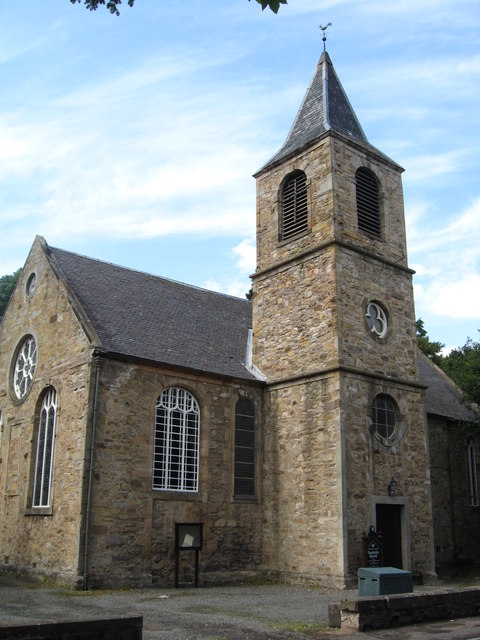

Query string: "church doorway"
[376, 503, 403, 568]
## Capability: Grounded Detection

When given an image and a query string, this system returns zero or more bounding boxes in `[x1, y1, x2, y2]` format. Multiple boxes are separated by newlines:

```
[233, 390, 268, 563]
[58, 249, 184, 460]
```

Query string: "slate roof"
[418, 350, 478, 422]
[256, 51, 399, 174]
[48, 243, 258, 381]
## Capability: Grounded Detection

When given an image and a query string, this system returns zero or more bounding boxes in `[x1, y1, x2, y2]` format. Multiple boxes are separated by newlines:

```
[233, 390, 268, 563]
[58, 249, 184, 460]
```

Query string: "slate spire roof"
[257, 51, 378, 173]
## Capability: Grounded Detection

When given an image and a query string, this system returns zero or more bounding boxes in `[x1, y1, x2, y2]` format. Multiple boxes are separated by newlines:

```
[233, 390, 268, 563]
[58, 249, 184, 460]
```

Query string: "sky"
[1, 0, 479, 352]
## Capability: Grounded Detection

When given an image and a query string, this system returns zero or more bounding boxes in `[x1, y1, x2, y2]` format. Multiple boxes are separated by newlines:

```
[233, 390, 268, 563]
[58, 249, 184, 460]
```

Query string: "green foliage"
[250, 0, 288, 13]
[442, 334, 480, 407]
[70, 0, 134, 15]
[70, 0, 287, 15]
[0, 269, 21, 321]
[415, 318, 444, 366]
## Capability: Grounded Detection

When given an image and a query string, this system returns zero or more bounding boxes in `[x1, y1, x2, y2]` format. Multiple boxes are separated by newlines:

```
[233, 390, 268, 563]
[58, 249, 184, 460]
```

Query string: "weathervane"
[320, 23, 332, 52]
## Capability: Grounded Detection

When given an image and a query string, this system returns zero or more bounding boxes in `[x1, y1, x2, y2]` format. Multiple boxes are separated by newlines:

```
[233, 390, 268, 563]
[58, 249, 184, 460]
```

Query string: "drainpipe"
[82, 354, 101, 590]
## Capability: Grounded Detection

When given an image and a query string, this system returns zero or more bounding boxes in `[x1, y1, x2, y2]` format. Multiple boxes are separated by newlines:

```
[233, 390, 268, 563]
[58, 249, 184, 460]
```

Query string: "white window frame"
[13, 335, 37, 400]
[33, 388, 57, 508]
[153, 387, 200, 492]
[467, 437, 479, 507]
[371, 394, 399, 446]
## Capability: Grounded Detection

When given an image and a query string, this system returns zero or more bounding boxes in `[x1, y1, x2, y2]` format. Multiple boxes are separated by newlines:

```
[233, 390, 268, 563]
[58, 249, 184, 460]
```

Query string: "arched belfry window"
[280, 170, 308, 241]
[356, 167, 381, 237]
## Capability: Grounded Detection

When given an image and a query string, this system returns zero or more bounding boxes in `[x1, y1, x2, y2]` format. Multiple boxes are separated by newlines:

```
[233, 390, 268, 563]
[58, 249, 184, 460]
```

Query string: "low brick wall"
[0, 617, 143, 640]
[330, 588, 480, 631]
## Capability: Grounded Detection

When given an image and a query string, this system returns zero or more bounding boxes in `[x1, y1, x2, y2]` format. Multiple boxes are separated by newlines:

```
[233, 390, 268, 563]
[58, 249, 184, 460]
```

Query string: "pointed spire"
[257, 51, 370, 173]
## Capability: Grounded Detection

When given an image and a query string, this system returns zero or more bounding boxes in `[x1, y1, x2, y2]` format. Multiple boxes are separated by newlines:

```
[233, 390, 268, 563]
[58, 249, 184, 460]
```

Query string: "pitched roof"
[256, 51, 400, 174]
[418, 350, 478, 423]
[46, 243, 258, 381]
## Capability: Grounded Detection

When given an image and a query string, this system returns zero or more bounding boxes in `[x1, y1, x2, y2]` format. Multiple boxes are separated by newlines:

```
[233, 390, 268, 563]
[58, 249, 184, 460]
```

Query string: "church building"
[0, 49, 478, 589]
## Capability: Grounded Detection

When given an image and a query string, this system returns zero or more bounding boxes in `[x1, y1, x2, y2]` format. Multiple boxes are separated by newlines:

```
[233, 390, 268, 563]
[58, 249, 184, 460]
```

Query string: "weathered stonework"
[253, 127, 433, 584]
[0, 240, 92, 585]
[86, 359, 263, 587]
[428, 417, 480, 567]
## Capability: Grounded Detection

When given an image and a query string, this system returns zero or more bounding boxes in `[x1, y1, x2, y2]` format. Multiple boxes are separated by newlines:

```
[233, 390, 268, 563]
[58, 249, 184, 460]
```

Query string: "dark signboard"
[363, 526, 383, 567]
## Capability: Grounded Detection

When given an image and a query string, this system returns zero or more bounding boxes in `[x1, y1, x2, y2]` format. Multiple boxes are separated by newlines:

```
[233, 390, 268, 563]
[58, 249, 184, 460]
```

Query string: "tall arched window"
[356, 167, 381, 237]
[33, 387, 57, 508]
[467, 437, 479, 506]
[234, 398, 255, 497]
[153, 388, 200, 492]
[280, 170, 308, 241]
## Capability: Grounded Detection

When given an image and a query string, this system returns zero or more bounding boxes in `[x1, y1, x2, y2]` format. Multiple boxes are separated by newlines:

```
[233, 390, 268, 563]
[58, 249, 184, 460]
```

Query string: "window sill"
[25, 507, 53, 516]
[232, 495, 260, 504]
[152, 490, 201, 502]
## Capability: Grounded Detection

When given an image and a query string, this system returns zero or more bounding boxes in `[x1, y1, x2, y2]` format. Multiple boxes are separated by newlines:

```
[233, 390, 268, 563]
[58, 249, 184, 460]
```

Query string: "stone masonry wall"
[428, 416, 480, 567]
[253, 247, 338, 383]
[337, 246, 418, 381]
[341, 373, 434, 575]
[262, 374, 346, 586]
[86, 359, 263, 588]
[0, 239, 92, 584]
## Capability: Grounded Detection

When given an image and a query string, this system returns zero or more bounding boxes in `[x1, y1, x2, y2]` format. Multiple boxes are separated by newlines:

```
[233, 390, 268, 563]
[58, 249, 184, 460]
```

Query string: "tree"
[441, 335, 480, 408]
[0, 269, 21, 321]
[70, 0, 287, 15]
[415, 318, 444, 366]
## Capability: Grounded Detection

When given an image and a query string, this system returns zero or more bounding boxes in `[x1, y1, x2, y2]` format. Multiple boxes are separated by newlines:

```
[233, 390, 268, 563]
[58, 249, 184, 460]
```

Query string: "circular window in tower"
[12, 335, 38, 400]
[365, 301, 388, 339]
[370, 394, 403, 447]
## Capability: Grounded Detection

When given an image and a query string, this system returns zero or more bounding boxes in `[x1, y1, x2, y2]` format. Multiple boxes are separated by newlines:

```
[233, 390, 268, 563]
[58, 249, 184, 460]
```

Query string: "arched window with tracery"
[32, 387, 57, 508]
[153, 387, 200, 492]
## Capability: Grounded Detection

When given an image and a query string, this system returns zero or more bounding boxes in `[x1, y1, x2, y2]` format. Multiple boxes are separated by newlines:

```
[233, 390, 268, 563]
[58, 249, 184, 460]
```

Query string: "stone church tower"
[252, 51, 435, 585]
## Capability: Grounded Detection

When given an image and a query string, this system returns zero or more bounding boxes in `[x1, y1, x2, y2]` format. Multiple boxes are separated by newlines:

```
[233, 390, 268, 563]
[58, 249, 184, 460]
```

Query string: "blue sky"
[1, 0, 479, 351]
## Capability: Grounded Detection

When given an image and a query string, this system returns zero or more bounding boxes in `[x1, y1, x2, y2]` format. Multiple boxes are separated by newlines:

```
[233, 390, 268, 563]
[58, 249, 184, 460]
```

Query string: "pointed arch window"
[280, 170, 308, 241]
[356, 167, 381, 237]
[32, 388, 57, 508]
[467, 437, 479, 507]
[234, 398, 255, 497]
[153, 387, 200, 492]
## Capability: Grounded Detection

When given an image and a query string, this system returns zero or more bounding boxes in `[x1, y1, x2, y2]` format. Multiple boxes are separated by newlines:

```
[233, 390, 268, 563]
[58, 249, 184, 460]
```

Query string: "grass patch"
[273, 620, 330, 634]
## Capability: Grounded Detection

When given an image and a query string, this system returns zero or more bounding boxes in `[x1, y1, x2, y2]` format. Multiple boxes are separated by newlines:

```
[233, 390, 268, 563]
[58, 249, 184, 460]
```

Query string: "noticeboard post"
[175, 523, 203, 588]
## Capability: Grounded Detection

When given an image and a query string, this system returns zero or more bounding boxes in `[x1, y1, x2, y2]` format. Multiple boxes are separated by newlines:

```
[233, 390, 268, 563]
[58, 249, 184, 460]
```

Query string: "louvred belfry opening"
[281, 170, 308, 240]
[356, 167, 381, 237]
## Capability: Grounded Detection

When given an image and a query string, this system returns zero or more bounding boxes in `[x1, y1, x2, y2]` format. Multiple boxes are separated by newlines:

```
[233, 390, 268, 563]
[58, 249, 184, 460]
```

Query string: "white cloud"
[429, 275, 480, 319]
[232, 238, 256, 273]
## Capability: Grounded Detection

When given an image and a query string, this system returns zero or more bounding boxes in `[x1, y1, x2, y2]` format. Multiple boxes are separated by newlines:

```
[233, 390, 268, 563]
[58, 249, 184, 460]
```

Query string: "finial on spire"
[320, 23, 332, 52]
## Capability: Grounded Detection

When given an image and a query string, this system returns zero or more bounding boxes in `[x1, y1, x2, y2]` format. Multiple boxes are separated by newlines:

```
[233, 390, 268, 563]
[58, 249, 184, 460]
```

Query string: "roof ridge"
[50, 245, 251, 304]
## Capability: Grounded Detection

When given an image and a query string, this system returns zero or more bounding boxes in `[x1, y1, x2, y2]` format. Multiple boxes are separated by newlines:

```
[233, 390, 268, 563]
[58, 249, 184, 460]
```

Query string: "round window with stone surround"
[370, 394, 402, 447]
[365, 301, 388, 339]
[12, 335, 37, 400]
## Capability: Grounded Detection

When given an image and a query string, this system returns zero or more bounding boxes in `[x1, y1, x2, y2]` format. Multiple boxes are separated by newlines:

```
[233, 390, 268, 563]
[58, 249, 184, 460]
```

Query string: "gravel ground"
[2, 572, 480, 640]
[0, 574, 356, 639]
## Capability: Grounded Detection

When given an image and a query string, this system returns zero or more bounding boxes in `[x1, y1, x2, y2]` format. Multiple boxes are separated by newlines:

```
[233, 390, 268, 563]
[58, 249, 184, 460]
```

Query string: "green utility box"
[358, 567, 413, 596]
